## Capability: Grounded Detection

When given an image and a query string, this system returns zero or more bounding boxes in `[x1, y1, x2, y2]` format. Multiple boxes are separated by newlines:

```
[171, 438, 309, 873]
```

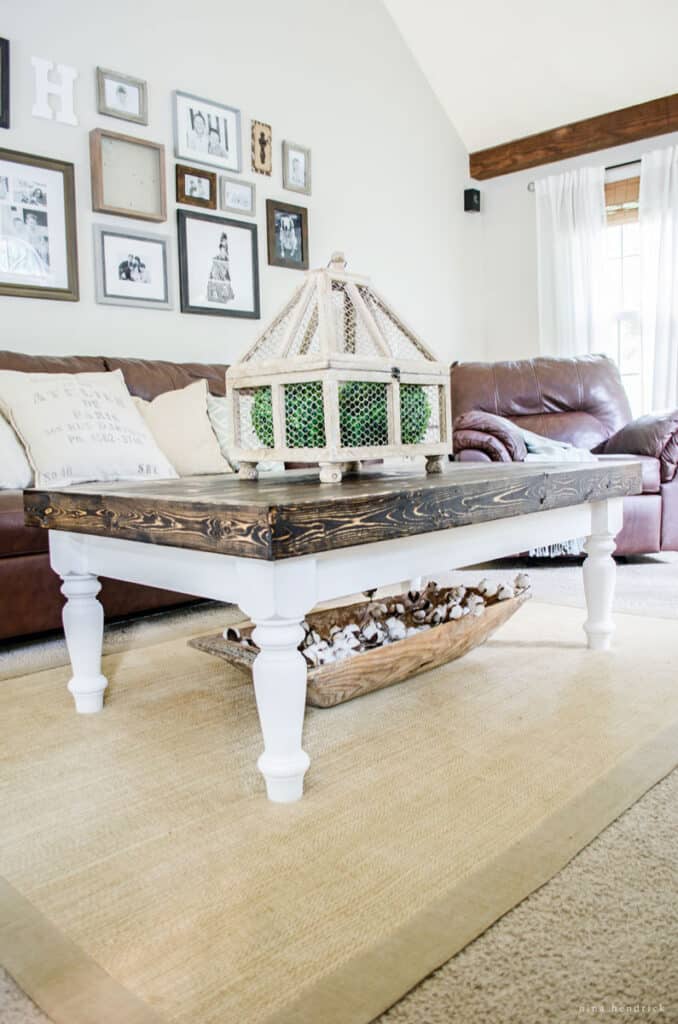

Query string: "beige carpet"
[1, 600, 677, 1024]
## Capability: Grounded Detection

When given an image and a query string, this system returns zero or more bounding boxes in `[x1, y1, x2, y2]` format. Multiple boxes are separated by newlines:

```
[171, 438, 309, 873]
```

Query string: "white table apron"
[48, 497, 623, 803]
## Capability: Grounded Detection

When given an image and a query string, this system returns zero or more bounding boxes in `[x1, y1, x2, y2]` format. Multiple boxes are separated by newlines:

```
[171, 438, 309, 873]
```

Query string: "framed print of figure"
[251, 120, 272, 175]
[93, 224, 172, 310]
[176, 163, 217, 209]
[96, 68, 148, 125]
[282, 141, 311, 195]
[174, 91, 241, 173]
[177, 209, 259, 318]
[266, 198, 308, 270]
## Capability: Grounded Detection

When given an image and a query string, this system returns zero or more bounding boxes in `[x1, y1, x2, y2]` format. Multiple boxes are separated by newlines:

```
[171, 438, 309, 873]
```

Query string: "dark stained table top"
[24, 460, 642, 561]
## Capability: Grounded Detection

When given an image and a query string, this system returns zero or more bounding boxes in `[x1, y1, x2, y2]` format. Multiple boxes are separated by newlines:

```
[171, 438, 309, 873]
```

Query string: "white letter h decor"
[31, 57, 78, 126]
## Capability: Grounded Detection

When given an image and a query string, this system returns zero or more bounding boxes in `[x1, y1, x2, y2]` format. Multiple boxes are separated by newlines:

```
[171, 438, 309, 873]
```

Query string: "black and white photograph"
[174, 91, 241, 173]
[177, 209, 259, 318]
[219, 176, 255, 217]
[94, 224, 171, 309]
[266, 198, 309, 270]
[96, 67, 148, 125]
[0, 148, 78, 301]
[0, 37, 9, 130]
[282, 141, 311, 195]
[175, 163, 217, 209]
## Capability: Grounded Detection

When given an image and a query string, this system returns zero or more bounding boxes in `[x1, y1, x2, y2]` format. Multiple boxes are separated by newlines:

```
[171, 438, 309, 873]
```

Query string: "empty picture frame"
[93, 224, 172, 310]
[96, 67, 148, 126]
[176, 162, 217, 209]
[0, 38, 9, 130]
[89, 128, 166, 222]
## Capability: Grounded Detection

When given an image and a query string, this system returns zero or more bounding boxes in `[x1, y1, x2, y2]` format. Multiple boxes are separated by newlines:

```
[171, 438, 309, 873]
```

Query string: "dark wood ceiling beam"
[469, 93, 678, 180]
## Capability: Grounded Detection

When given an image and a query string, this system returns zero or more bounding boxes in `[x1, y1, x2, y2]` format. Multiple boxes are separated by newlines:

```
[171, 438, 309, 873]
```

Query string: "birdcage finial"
[328, 251, 347, 271]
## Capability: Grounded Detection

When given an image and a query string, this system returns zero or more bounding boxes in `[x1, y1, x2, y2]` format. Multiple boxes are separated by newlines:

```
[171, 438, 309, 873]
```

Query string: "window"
[602, 173, 643, 415]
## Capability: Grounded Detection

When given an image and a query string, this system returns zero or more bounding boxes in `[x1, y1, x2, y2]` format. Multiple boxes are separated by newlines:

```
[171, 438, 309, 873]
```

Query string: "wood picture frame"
[251, 120, 272, 175]
[282, 140, 311, 195]
[175, 163, 217, 209]
[0, 38, 9, 130]
[173, 91, 242, 173]
[266, 198, 309, 270]
[89, 128, 166, 222]
[93, 224, 172, 310]
[96, 67, 148, 126]
[219, 176, 256, 217]
[0, 147, 79, 301]
[177, 209, 260, 319]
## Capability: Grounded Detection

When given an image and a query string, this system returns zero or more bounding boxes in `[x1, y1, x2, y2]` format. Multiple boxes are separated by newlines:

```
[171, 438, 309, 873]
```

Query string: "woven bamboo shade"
[605, 176, 640, 225]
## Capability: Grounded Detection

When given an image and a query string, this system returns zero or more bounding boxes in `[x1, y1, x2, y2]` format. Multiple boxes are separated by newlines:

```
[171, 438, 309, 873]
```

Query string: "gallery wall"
[0, 0, 476, 367]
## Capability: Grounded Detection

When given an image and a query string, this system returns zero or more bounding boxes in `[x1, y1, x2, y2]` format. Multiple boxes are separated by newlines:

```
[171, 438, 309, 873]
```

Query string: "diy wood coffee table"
[25, 461, 641, 802]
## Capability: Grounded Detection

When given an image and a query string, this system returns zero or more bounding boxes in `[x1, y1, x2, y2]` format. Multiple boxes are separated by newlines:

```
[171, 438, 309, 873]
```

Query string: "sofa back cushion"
[450, 354, 632, 450]
[0, 351, 108, 375]
[104, 357, 227, 399]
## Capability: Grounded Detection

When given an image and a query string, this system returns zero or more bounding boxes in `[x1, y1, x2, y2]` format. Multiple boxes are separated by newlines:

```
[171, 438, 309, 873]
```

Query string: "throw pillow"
[0, 369, 178, 488]
[206, 393, 284, 474]
[0, 413, 33, 489]
[134, 380, 232, 476]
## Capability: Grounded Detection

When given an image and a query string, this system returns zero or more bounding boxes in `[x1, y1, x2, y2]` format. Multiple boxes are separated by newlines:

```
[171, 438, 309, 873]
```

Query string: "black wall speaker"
[464, 188, 481, 212]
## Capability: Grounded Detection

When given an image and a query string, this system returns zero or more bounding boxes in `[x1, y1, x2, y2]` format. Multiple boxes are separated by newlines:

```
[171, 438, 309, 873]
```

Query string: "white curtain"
[640, 145, 678, 411]
[535, 166, 607, 357]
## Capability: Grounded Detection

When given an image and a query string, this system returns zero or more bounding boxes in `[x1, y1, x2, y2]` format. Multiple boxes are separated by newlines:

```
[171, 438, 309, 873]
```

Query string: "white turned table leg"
[60, 574, 108, 713]
[582, 501, 619, 651]
[251, 617, 310, 802]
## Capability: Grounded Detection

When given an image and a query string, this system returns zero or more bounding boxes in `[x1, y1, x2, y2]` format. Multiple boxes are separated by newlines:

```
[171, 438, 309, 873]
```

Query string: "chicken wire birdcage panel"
[236, 387, 274, 449]
[359, 287, 430, 361]
[243, 288, 305, 362]
[283, 381, 326, 448]
[400, 384, 443, 445]
[331, 282, 381, 358]
[338, 381, 389, 448]
[287, 296, 321, 357]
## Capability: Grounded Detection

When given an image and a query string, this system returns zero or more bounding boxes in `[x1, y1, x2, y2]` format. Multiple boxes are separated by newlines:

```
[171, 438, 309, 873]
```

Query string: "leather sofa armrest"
[595, 410, 678, 483]
[453, 411, 527, 462]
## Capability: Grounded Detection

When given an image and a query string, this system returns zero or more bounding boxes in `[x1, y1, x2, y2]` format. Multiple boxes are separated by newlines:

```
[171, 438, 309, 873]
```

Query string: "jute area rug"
[1, 602, 677, 1024]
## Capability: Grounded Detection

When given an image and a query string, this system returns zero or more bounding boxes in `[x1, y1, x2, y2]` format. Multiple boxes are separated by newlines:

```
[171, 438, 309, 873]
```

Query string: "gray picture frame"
[173, 90, 242, 173]
[282, 140, 311, 196]
[219, 176, 256, 217]
[96, 67, 148, 126]
[93, 224, 172, 310]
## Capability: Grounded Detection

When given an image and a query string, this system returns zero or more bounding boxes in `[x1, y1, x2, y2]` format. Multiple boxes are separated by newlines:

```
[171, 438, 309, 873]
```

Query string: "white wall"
[466, 130, 678, 363]
[0, 0, 474, 366]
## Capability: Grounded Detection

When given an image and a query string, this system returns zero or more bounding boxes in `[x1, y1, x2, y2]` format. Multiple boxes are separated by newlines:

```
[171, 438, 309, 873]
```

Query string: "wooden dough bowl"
[189, 587, 530, 708]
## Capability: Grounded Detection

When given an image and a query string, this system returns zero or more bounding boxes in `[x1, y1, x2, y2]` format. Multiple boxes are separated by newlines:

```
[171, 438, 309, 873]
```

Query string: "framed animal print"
[96, 67, 148, 126]
[174, 91, 241, 173]
[251, 120, 272, 175]
[90, 128, 166, 222]
[282, 141, 311, 195]
[93, 224, 172, 310]
[0, 148, 79, 301]
[266, 198, 308, 270]
[176, 163, 217, 209]
[177, 209, 260, 319]
[0, 38, 9, 130]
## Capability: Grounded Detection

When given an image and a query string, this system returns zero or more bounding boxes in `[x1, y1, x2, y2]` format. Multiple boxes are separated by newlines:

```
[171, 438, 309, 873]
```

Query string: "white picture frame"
[219, 176, 256, 217]
[173, 91, 241, 173]
[282, 140, 311, 196]
[93, 224, 172, 310]
[96, 68, 148, 125]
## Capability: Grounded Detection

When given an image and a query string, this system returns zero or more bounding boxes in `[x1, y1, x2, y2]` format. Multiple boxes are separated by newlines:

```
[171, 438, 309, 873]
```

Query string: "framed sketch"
[173, 91, 241, 173]
[251, 120, 272, 175]
[220, 176, 255, 217]
[176, 163, 216, 209]
[177, 209, 260, 319]
[0, 38, 9, 130]
[93, 224, 171, 310]
[89, 128, 166, 222]
[282, 141, 311, 195]
[96, 67, 148, 125]
[0, 148, 78, 301]
[266, 198, 309, 270]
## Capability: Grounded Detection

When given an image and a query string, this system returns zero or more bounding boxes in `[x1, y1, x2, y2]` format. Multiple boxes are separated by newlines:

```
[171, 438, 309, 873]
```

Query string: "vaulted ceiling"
[383, 0, 678, 153]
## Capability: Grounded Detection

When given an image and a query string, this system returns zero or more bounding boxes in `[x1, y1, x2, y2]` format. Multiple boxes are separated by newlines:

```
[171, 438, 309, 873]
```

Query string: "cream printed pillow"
[133, 379, 232, 476]
[0, 370, 178, 488]
[0, 412, 33, 489]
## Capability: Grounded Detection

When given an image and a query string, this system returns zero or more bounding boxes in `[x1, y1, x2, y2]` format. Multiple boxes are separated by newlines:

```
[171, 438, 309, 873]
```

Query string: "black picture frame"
[177, 209, 260, 319]
[0, 38, 9, 130]
[266, 198, 309, 270]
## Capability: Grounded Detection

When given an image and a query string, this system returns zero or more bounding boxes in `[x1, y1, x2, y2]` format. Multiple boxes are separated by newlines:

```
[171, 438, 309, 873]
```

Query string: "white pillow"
[134, 380, 232, 476]
[206, 393, 285, 474]
[0, 413, 33, 489]
[0, 369, 178, 488]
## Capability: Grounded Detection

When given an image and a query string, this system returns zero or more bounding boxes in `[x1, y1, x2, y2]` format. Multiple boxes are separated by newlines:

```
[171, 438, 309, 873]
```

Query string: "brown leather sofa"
[451, 354, 678, 556]
[0, 351, 228, 642]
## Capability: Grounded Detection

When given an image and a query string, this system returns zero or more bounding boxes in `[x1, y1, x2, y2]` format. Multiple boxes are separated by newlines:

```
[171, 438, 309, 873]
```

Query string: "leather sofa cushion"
[0, 491, 48, 557]
[0, 351, 107, 374]
[104, 357, 228, 399]
[595, 454, 661, 494]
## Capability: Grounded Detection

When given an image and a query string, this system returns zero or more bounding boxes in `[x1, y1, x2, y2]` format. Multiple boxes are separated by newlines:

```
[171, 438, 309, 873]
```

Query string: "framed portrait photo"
[174, 91, 241, 173]
[251, 120, 272, 175]
[96, 67, 148, 125]
[282, 141, 311, 195]
[220, 176, 255, 217]
[177, 209, 260, 319]
[0, 148, 78, 301]
[0, 38, 9, 130]
[93, 224, 172, 310]
[90, 128, 166, 222]
[266, 198, 309, 270]
[176, 163, 217, 209]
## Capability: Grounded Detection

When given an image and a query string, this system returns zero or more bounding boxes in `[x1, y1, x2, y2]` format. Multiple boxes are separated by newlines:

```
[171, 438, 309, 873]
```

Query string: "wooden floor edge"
[0, 877, 165, 1024]
[265, 718, 678, 1024]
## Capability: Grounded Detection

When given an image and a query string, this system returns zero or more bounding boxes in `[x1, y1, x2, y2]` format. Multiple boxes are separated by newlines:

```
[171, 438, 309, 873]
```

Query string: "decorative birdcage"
[226, 252, 452, 483]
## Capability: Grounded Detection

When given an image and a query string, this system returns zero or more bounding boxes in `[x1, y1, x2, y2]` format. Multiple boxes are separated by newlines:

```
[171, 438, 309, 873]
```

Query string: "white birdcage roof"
[236, 252, 439, 367]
